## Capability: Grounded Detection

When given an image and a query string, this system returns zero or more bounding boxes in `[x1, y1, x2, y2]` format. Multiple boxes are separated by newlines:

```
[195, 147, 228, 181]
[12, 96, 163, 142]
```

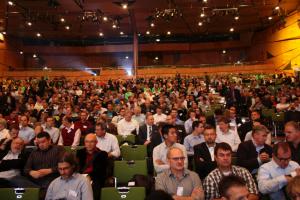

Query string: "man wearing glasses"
[155, 147, 204, 200]
[257, 142, 300, 200]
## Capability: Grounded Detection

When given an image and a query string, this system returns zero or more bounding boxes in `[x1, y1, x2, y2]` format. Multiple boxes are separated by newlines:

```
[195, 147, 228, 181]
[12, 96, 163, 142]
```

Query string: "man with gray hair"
[155, 147, 204, 200]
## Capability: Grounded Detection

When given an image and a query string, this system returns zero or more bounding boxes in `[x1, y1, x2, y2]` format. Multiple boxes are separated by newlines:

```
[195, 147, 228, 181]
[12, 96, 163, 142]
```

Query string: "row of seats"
[0, 187, 146, 200]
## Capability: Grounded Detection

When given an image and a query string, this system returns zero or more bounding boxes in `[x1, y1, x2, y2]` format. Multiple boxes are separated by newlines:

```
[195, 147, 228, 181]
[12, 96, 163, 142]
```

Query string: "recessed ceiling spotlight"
[229, 27, 234, 32]
[2, 31, 6, 35]
[121, 3, 128, 9]
[150, 23, 155, 27]
[167, 31, 171, 35]
[234, 16, 239, 20]
[103, 16, 108, 21]
[222, 50, 226, 54]
[198, 22, 203, 26]
[203, 0, 208, 3]
[275, 6, 280, 10]
[8, 1, 14, 6]
[99, 32, 104, 36]
[125, 56, 129, 59]
[120, 31, 124, 35]
[33, 54, 37, 58]
[27, 22, 32, 26]
[60, 18, 65, 22]
[36, 33, 41, 37]
[65, 26, 70, 30]
[112, 24, 117, 29]
[200, 13, 205, 18]
[268, 16, 273, 20]
[146, 31, 150, 35]
[156, 38, 160, 42]
[155, 56, 159, 60]
[19, 51, 23, 55]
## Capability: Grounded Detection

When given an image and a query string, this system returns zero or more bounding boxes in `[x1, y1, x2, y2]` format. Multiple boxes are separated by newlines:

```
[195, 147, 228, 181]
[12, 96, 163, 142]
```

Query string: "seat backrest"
[116, 135, 136, 145]
[0, 188, 39, 200]
[101, 187, 146, 200]
[114, 160, 148, 183]
[121, 145, 147, 160]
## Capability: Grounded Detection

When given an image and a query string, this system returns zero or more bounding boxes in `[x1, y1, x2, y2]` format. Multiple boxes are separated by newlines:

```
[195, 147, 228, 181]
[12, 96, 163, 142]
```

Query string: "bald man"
[76, 134, 108, 200]
[155, 147, 204, 200]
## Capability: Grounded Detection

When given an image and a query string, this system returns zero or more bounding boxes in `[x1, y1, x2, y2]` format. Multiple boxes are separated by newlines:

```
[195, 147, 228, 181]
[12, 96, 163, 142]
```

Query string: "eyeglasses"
[276, 156, 291, 162]
[169, 157, 185, 161]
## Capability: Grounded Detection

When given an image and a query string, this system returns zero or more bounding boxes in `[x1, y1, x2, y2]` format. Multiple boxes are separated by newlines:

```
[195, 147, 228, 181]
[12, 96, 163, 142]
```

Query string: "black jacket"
[137, 124, 159, 145]
[193, 142, 217, 180]
[76, 148, 108, 186]
[236, 140, 272, 172]
[0, 149, 30, 175]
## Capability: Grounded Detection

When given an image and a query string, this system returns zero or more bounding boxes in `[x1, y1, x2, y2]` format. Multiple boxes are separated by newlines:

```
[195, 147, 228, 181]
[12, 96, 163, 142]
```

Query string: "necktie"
[149, 126, 152, 138]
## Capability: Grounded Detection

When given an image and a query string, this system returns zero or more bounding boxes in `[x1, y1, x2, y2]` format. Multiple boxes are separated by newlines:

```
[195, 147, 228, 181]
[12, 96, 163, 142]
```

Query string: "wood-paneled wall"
[248, 11, 300, 72]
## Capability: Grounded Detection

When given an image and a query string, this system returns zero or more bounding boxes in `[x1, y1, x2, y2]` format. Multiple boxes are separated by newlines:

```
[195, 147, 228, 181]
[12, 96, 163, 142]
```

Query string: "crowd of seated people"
[0, 73, 299, 200]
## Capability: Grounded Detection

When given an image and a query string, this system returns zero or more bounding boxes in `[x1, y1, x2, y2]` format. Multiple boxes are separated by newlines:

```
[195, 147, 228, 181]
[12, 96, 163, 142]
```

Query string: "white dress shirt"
[216, 129, 241, 152]
[0, 128, 10, 141]
[117, 119, 139, 136]
[153, 113, 167, 124]
[42, 125, 60, 144]
[96, 133, 120, 158]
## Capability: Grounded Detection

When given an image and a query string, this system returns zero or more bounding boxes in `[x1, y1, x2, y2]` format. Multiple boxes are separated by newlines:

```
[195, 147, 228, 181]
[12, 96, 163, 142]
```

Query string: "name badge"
[176, 187, 183, 196]
[69, 190, 77, 197]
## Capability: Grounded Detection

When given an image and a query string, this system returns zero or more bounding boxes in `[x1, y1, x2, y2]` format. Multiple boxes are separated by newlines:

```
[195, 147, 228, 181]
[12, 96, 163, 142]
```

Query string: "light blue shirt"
[45, 173, 93, 200]
[18, 126, 35, 143]
[257, 159, 299, 200]
[184, 134, 205, 156]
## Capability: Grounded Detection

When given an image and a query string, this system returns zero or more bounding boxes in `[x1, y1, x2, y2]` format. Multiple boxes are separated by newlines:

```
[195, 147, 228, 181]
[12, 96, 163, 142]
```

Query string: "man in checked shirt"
[203, 142, 259, 200]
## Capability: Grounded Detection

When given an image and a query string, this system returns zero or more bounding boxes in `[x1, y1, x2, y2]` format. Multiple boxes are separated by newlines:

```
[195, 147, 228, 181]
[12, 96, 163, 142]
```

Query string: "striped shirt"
[203, 165, 258, 200]
[24, 145, 65, 188]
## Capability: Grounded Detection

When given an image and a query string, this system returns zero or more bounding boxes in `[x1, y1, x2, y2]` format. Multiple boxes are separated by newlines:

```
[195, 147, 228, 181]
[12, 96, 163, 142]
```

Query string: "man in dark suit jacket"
[194, 125, 217, 180]
[76, 134, 108, 200]
[138, 114, 160, 155]
[237, 125, 272, 174]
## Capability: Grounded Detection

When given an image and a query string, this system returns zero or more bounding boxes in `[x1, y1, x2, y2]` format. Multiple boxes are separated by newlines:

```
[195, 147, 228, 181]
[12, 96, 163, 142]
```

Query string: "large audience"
[0, 73, 299, 200]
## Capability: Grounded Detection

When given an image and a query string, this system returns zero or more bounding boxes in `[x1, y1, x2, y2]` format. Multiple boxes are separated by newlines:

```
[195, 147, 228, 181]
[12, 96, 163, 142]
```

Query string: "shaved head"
[84, 133, 97, 152]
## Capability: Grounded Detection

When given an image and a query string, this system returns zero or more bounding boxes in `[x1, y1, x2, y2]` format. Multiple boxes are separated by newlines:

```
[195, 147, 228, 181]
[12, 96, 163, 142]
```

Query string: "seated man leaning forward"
[155, 147, 204, 200]
[45, 152, 93, 200]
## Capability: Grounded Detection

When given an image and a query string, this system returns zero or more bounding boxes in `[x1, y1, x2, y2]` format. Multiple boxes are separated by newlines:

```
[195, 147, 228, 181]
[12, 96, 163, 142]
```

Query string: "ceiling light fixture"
[2, 32, 6, 35]
[229, 27, 234, 32]
[99, 32, 104, 36]
[33, 54, 37, 58]
[121, 3, 128, 9]
[155, 56, 159, 60]
[146, 31, 150, 35]
[8, 1, 14, 6]
[120, 31, 124, 35]
[125, 56, 129, 59]
[222, 50, 226, 54]
[112, 24, 117, 29]
[36, 33, 41, 37]
[27, 22, 32, 26]
[275, 6, 280, 10]
[60, 18, 65, 22]
[268, 16, 273, 20]
[20, 51, 23, 55]
[156, 38, 160, 42]
[150, 23, 155, 27]
[167, 31, 171, 35]
[65, 26, 70, 30]
[198, 22, 203, 26]
[234, 16, 239, 20]
[103, 16, 108, 21]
